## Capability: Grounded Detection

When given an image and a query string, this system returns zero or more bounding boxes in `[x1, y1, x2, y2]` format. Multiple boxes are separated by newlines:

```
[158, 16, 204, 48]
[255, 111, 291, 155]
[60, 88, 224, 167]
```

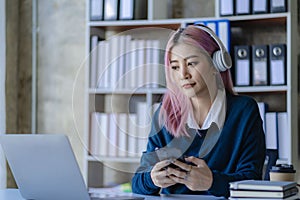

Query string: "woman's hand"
[167, 156, 213, 191]
[150, 159, 177, 188]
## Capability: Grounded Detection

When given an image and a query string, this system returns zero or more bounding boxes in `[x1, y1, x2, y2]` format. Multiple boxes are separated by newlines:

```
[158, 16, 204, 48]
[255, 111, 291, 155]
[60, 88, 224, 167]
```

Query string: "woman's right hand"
[150, 159, 176, 188]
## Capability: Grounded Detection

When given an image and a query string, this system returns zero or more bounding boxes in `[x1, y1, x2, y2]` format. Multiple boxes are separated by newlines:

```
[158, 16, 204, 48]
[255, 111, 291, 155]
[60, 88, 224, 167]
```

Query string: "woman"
[131, 25, 266, 197]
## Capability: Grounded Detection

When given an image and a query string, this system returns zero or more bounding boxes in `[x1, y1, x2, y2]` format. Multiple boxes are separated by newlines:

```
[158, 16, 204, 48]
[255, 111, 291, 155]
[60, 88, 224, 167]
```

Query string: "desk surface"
[0, 189, 226, 200]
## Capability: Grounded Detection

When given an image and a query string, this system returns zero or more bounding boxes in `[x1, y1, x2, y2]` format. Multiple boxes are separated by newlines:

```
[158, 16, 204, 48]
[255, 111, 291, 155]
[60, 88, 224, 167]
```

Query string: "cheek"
[170, 70, 180, 83]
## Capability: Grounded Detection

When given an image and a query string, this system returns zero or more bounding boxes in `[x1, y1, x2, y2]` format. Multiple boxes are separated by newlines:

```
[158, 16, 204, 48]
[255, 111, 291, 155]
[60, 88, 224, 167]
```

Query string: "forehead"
[170, 42, 207, 60]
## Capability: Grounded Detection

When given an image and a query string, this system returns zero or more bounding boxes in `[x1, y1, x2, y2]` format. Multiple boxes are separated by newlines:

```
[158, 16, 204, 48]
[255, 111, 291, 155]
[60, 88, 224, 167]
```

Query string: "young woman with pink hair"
[131, 25, 266, 198]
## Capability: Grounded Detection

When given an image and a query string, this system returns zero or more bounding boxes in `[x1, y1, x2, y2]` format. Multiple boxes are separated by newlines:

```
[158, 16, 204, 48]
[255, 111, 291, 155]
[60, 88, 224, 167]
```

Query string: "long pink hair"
[159, 25, 234, 137]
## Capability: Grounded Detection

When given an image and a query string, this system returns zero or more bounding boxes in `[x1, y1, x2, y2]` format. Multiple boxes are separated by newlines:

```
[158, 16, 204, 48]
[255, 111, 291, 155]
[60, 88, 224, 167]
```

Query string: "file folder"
[90, 0, 104, 21]
[252, 45, 269, 86]
[270, 0, 287, 13]
[235, 0, 251, 15]
[103, 0, 118, 20]
[234, 45, 251, 86]
[269, 44, 286, 85]
[252, 0, 269, 14]
[219, 0, 234, 16]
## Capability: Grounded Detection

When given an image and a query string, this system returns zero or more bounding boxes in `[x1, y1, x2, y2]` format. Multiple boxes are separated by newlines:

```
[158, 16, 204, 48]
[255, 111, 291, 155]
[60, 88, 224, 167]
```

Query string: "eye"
[171, 65, 179, 70]
[187, 61, 198, 67]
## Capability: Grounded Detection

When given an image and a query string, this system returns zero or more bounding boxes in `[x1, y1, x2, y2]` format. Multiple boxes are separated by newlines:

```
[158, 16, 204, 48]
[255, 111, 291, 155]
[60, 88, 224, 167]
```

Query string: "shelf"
[234, 86, 288, 93]
[84, 0, 298, 188]
[89, 87, 167, 94]
[219, 13, 288, 22]
[88, 13, 288, 29]
[87, 155, 140, 163]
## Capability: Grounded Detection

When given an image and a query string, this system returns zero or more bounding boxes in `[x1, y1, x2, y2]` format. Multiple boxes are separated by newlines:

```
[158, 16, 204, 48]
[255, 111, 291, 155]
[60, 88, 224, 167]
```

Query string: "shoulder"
[226, 92, 260, 119]
[227, 92, 258, 110]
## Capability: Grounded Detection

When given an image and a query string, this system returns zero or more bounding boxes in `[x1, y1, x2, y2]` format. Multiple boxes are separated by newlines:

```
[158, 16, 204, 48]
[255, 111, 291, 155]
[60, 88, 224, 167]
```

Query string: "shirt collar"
[187, 89, 226, 130]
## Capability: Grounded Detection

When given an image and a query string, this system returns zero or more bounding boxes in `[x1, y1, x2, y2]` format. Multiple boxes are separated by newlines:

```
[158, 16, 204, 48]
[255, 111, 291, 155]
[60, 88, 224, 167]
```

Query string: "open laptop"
[0, 134, 143, 200]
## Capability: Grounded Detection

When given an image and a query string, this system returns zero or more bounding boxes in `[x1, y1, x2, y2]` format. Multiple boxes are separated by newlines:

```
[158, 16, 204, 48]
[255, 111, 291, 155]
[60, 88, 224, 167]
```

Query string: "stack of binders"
[229, 180, 299, 200]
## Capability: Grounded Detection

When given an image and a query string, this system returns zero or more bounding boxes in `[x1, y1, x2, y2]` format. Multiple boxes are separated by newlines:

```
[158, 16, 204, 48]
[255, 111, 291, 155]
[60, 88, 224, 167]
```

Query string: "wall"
[5, 0, 86, 186]
[36, 0, 86, 171]
[0, 0, 6, 189]
[5, 0, 32, 188]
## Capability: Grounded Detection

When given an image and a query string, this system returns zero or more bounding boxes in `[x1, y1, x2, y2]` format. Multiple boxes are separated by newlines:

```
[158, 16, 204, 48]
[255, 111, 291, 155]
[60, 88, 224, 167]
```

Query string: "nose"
[180, 66, 191, 79]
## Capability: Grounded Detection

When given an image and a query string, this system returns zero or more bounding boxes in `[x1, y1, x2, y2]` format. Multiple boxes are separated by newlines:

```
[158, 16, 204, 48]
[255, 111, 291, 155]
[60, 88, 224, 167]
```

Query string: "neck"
[191, 89, 217, 127]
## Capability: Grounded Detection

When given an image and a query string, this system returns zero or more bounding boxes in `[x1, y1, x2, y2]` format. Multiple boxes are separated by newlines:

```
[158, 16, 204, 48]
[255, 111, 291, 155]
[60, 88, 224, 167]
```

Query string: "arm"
[131, 106, 171, 195]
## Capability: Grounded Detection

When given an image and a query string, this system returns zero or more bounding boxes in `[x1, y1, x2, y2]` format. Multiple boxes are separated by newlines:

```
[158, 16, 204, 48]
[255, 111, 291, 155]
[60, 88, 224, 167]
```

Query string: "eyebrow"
[170, 55, 199, 63]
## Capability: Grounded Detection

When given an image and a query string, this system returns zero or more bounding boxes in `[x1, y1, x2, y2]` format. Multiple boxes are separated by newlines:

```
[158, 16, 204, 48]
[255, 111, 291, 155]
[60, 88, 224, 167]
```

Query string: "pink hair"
[159, 25, 234, 137]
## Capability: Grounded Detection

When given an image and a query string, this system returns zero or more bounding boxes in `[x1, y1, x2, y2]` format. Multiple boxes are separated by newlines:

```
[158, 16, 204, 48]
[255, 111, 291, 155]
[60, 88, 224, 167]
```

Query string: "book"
[229, 194, 299, 200]
[230, 187, 298, 198]
[229, 180, 297, 191]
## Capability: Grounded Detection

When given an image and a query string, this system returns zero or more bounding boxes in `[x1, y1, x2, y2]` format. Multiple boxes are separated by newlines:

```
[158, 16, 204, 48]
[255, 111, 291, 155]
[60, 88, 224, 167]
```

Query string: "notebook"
[0, 134, 144, 200]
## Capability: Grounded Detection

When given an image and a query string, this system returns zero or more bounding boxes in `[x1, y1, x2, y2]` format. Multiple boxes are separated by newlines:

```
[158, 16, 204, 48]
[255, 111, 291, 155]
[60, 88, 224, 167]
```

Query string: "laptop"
[0, 134, 144, 200]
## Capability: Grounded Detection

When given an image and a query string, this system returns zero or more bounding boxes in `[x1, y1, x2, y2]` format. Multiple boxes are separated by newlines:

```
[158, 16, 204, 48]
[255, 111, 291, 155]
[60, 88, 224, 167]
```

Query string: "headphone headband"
[193, 24, 232, 72]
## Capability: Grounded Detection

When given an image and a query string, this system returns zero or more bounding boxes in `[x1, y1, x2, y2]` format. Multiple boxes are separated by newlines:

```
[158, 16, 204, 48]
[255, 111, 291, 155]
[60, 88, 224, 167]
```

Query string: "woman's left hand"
[166, 156, 213, 191]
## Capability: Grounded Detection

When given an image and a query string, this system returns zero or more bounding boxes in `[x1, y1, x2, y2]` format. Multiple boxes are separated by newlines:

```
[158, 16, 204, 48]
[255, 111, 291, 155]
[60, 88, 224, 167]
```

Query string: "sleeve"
[131, 106, 165, 195]
[208, 99, 266, 197]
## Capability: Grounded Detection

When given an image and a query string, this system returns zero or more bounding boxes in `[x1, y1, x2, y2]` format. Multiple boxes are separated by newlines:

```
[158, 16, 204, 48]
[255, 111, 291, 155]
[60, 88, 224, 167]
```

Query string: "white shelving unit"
[83, 0, 298, 187]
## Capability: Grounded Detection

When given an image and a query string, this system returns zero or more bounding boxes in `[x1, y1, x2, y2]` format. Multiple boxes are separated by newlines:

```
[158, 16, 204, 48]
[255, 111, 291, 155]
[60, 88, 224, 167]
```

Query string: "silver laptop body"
[0, 134, 91, 200]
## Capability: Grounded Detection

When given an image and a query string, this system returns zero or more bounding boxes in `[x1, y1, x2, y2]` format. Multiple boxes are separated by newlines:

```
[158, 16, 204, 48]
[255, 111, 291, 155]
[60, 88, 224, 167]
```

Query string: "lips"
[182, 82, 196, 88]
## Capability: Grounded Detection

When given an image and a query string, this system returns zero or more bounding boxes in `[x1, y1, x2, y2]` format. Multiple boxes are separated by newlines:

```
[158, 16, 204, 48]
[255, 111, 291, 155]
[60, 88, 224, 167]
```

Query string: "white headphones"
[194, 24, 232, 72]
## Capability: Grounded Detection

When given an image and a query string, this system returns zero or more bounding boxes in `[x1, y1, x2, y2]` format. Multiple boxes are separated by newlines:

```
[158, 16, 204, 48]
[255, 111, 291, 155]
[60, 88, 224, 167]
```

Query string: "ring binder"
[269, 44, 286, 85]
[252, 45, 269, 86]
[234, 45, 251, 86]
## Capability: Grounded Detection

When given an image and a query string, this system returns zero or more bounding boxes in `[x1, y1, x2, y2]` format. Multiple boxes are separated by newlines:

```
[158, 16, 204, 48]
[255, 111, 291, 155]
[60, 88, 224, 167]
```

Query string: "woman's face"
[169, 42, 216, 99]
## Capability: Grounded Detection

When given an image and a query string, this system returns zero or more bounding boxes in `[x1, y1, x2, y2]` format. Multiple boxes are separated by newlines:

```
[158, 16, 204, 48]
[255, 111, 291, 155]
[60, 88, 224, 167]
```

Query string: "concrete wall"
[5, 0, 86, 186]
[5, 0, 31, 188]
[36, 0, 86, 170]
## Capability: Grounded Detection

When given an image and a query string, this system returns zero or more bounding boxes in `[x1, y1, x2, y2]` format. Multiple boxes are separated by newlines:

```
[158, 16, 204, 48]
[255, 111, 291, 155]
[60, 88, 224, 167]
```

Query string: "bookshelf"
[84, 0, 299, 187]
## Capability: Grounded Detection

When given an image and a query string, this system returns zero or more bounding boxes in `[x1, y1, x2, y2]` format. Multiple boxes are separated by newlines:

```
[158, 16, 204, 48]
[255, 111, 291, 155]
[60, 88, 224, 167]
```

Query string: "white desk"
[0, 189, 226, 200]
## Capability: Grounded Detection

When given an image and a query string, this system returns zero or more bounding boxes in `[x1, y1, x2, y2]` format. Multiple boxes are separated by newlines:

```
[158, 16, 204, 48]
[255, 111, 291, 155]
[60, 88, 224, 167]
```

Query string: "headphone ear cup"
[212, 50, 226, 72]
[212, 50, 232, 72]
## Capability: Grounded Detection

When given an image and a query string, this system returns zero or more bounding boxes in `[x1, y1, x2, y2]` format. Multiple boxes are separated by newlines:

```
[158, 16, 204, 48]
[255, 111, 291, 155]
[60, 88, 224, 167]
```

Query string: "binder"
[90, 0, 104, 21]
[277, 112, 289, 162]
[89, 35, 99, 88]
[119, 0, 147, 20]
[103, 0, 119, 20]
[234, 45, 251, 86]
[270, 0, 287, 13]
[119, 0, 134, 20]
[269, 44, 286, 85]
[265, 112, 278, 150]
[252, 0, 269, 14]
[235, 0, 251, 15]
[219, 0, 234, 16]
[252, 45, 269, 86]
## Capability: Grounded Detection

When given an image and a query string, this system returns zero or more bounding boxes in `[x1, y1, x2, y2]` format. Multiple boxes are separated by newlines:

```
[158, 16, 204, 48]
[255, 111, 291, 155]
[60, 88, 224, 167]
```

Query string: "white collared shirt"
[187, 89, 226, 131]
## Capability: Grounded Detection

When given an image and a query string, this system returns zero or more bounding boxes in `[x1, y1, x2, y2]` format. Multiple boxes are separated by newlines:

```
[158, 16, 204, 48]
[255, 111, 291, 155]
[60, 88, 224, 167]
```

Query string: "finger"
[171, 159, 193, 172]
[153, 159, 173, 171]
[166, 167, 187, 179]
[169, 174, 188, 185]
[185, 156, 204, 167]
